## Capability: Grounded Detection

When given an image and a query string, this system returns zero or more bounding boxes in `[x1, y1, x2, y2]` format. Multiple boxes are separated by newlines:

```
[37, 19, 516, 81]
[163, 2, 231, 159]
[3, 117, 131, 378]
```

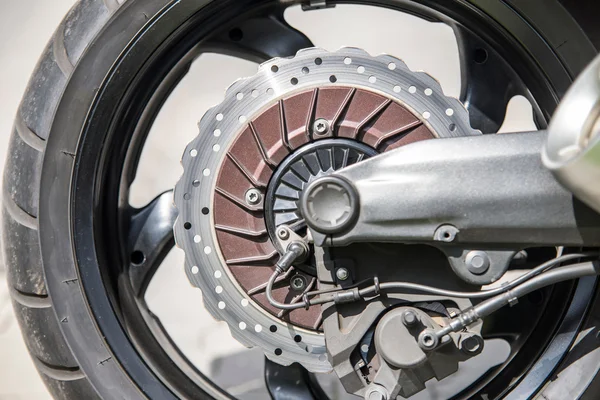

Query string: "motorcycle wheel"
[3, 0, 600, 398]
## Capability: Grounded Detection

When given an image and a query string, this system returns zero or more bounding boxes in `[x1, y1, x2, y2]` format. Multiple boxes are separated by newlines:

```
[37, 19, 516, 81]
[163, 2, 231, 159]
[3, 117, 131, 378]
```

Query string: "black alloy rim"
[67, 0, 596, 398]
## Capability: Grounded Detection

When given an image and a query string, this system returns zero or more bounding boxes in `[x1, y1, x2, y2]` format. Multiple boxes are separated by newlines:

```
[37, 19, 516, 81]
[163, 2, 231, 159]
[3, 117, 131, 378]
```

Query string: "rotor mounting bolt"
[313, 118, 330, 136]
[466, 250, 491, 275]
[245, 188, 262, 206]
[276, 227, 290, 240]
[336, 267, 350, 281]
[401, 310, 418, 327]
[290, 275, 307, 291]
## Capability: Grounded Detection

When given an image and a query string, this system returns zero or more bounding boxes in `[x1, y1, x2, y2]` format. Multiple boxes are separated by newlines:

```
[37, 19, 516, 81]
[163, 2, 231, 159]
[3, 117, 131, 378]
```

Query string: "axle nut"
[300, 176, 359, 235]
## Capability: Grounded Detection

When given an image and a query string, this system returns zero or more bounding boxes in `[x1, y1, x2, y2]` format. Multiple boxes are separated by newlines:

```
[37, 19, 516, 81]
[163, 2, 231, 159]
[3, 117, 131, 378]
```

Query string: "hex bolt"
[313, 118, 330, 136]
[290, 275, 307, 291]
[277, 227, 290, 240]
[336, 267, 350, 281]
[465, 250, 491, 275]
[245, 188, 262, 206]
[401, 310, 418, 327]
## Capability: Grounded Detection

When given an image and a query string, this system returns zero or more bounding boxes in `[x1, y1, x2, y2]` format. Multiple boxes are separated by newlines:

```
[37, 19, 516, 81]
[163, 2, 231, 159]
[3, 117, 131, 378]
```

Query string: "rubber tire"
[1, 0, 599, 399]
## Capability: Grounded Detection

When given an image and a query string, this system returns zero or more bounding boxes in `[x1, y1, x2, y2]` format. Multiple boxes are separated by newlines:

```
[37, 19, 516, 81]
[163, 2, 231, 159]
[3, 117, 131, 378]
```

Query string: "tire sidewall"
[35, 1, 599, 399]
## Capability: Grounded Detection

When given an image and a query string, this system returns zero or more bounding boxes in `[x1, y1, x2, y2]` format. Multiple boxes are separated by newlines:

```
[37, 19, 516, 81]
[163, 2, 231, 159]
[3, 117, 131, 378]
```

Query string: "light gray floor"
[0, 2, 536, 399]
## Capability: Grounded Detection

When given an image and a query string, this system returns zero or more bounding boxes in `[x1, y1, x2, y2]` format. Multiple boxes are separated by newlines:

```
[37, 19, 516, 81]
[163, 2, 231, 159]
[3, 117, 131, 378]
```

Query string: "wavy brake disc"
[173, 47, 478, 372]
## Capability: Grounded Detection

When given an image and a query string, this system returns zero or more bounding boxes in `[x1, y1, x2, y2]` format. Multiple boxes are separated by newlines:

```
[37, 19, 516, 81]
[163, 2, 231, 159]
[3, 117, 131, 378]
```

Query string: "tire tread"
[2, 1, 124, 398]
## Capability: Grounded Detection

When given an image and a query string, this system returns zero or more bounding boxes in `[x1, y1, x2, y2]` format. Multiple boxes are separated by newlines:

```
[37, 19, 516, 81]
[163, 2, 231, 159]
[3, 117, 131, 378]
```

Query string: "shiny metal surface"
[173, 47, 478, 372]
[544, 53, 600, 214]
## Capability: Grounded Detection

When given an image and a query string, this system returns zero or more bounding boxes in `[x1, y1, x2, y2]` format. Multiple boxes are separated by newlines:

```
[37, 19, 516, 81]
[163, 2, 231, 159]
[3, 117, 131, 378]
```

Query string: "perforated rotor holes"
[174, 48, 478, 371]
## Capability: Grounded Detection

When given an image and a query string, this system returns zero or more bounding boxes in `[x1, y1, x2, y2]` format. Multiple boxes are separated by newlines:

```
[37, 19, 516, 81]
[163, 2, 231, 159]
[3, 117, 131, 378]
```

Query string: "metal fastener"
[459, 335, 483, 355]
[313, 118, 330, 136]
[277, 227, 290, 240]
[433, 225, 459, 242]
[336, 267, 349, 281]
[465, 250, 490, 275]
[245, 188, 262, 206]
[401, 310, 418, 327]
[364, 385, 389, 400]
[290, 275, 307, 291]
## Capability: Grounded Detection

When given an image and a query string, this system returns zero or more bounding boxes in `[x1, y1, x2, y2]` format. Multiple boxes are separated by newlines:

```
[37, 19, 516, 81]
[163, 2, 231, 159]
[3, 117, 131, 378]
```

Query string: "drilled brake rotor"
[173, 47, 479, 372]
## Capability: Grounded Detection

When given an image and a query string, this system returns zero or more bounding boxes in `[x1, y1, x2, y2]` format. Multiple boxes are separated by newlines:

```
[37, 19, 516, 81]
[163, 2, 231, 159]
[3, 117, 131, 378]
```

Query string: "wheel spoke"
[452, 25, 533, 133]
[202, 6, 314, 63]
[126, 191, 178, 297]
[264, 357, 329, 400]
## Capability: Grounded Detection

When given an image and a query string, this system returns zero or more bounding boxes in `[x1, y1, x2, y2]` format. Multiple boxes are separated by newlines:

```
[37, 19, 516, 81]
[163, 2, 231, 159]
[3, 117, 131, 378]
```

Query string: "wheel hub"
[173, 47, 478, 372]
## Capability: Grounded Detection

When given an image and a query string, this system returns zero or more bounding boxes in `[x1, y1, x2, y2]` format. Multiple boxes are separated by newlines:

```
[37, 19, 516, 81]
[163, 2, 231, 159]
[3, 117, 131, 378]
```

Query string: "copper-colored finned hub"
[213, 86, 435, 330]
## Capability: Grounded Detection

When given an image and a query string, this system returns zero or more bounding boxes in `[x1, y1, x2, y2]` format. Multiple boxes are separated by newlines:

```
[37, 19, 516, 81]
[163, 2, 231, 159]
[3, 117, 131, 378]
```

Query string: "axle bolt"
[245, 188, 262, 206]
[401, 310, 418, 327]
[336, 268, 350, 281]
[313, 118, 330, 136]
[277, 227, 290, 240]
[465, 250, 490, 275]
[290, 275, 307, 291]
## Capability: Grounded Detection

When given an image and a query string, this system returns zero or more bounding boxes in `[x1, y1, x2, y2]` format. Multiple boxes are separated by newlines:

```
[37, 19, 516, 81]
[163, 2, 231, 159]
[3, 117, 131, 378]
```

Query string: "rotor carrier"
[173, 47, 478, 372]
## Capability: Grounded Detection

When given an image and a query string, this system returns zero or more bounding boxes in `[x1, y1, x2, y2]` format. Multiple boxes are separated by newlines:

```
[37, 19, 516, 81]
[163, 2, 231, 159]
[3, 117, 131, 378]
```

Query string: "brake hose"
[265, 251, 598, 310]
